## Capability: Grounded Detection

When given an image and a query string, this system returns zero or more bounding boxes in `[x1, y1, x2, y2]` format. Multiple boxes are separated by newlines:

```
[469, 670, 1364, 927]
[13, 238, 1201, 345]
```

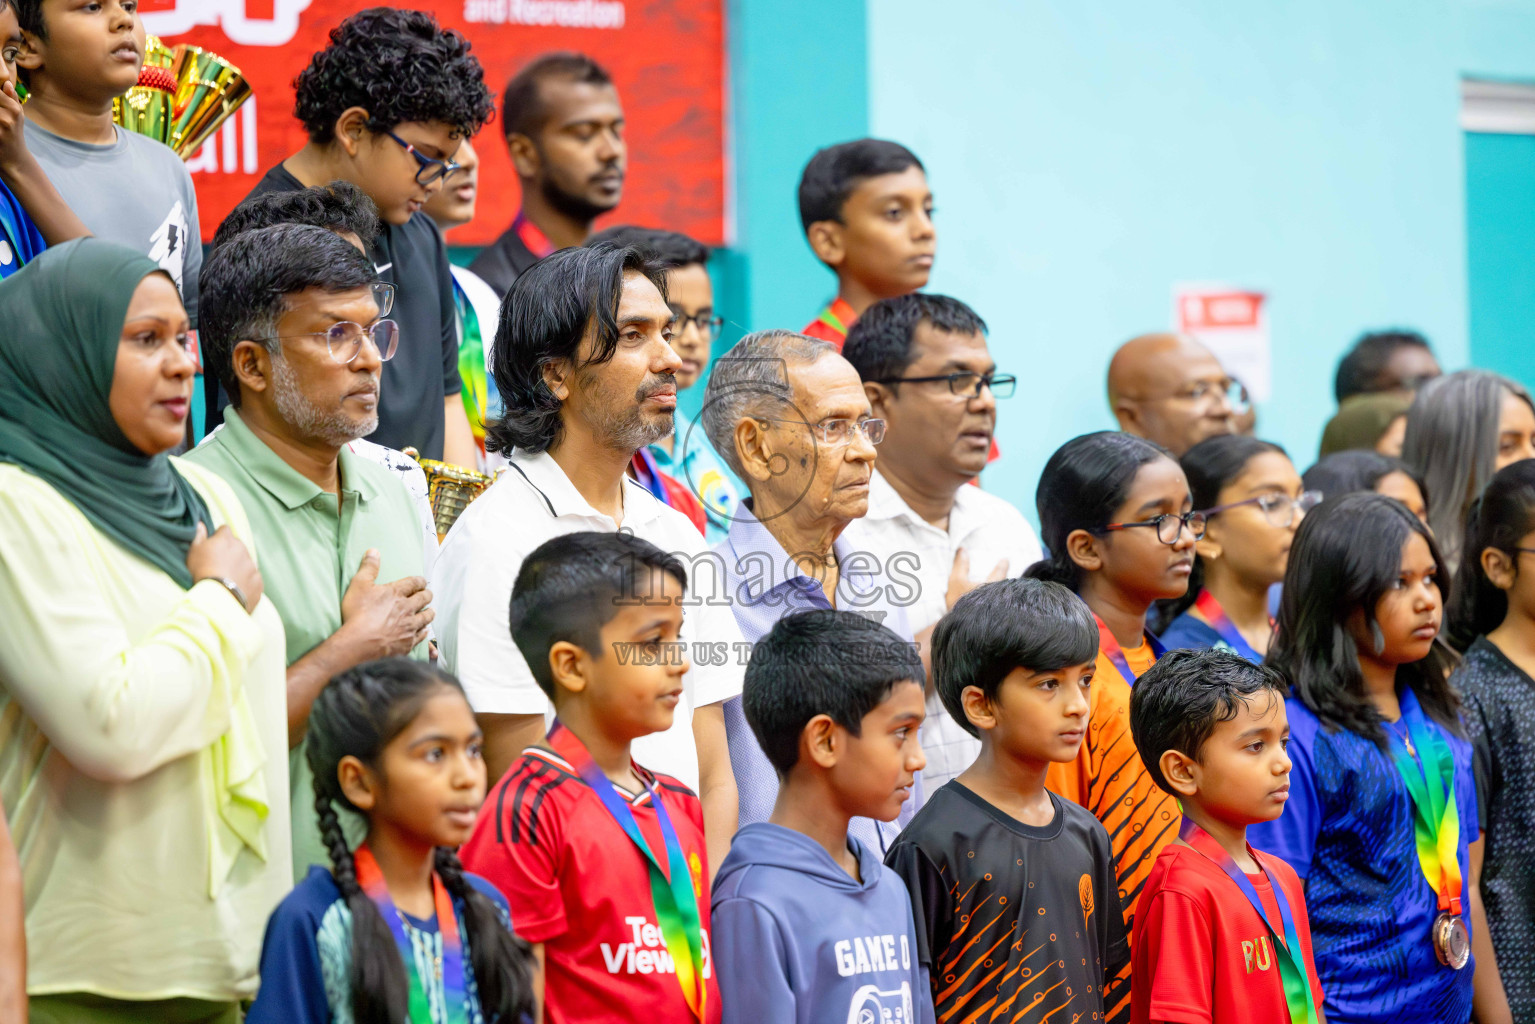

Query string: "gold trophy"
[402, 449, 496, 541]
[112, 36, 251, 160]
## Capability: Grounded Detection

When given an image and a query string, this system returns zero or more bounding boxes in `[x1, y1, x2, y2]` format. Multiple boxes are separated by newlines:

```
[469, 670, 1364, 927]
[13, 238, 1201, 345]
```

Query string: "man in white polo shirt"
[434, 243, 741, 867]
[842, 293, 1042, 789]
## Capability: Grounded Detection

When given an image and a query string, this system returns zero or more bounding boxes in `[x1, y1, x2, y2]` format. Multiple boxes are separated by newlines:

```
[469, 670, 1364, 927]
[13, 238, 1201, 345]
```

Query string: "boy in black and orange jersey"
[886, 578, 1131, 1024]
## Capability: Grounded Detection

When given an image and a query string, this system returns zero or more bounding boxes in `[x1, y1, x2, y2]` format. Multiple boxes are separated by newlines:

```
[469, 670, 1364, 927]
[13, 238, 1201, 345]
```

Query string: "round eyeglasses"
[1201, 490, 1322, 528]
[1098, 510, 1208, 545]
[256, 319, 400, 364]
[872, 371, 1018, 399]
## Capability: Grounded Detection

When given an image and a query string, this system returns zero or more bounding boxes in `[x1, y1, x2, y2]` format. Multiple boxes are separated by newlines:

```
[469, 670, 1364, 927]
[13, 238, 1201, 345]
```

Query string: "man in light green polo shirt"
[187, 224, 434, 877]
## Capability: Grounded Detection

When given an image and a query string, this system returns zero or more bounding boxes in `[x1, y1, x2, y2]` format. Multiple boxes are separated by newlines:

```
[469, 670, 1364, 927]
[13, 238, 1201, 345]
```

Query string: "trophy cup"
[402, 450, 497, 542]
[112, 36, 251, 161]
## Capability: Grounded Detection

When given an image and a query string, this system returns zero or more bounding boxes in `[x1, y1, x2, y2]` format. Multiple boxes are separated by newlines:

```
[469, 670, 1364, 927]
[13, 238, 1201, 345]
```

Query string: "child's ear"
[1064, 528, 1105, 573]
[506, 132, 540, 179]
[802, 714, 839, 769]
[337, 755, 378, 812]
[805, 220, 846, 269]
[547, 640, 590, 697]
[959, 685, 996, 734]
[230, 340, 272, 398]
[333, 107, 372, 157]
[14, 29, 42, 73]
[1194, 529, 1222, 562]
[1158, 749, 1200, 799]
[1482, 546, 1517, 592]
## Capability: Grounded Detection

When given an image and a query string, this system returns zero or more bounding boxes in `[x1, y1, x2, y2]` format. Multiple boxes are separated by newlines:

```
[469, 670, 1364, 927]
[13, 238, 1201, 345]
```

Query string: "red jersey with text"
[1131, 842, 1323, 1024]
[460, 747, 722, 1024]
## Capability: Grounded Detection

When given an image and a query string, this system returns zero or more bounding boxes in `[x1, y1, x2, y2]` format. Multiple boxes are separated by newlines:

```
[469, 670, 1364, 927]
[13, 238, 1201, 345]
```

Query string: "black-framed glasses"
[256, 319, 400, 364]
[873, 371, 1017, 399]
[385, 130, 461, 186]
[670, 311, 725, 341]
[1202, 490, 1322, 528]
[756, 416, 887, 447]
[1098, 510, 1207, 545]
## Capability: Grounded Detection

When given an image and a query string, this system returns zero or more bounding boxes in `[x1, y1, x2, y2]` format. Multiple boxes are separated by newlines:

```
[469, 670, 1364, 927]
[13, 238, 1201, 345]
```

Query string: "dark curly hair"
[293, 7, 494, 145]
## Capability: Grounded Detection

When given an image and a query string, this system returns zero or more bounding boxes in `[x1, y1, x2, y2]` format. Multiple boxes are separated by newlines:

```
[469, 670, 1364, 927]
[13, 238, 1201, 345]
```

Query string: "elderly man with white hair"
[702, 329, 922, 853]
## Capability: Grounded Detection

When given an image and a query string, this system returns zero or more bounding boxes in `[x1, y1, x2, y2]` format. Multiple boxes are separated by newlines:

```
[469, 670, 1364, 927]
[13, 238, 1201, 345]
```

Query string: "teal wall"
[1465, 131, 1535, 383]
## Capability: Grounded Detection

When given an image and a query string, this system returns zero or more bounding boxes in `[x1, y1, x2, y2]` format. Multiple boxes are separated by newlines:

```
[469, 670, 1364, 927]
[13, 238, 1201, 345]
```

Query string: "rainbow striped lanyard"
[1093, 612, 1166, 685]
[815, 296, 856, 340]
[546, 722, 708, 1021]
[353, 844, 468, 1024]
[452, 277, 488, 453]
[1386, 690, 1465, 918]
[1179, 819, 1320, 1024]
[512, 210, 556, 259]
[1191, 589, 1265, 664]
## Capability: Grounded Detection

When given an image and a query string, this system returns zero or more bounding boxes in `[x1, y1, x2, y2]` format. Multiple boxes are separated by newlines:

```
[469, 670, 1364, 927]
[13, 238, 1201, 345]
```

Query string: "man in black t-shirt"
[205, 8, 493, 464]
[470, 53, 625, 298]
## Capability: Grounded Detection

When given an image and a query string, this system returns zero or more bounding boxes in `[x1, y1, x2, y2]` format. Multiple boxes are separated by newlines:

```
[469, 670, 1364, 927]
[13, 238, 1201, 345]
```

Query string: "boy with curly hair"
[214, 6, 493, 466]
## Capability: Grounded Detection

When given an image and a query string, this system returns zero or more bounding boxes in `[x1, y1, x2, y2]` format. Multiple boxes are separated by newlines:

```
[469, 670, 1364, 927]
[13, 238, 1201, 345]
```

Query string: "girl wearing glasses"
[1159, 436, 1316, 662]
[1024, 430, 1196, 939]
[1249, 493, 1509, 1024]
[1446, 460, 1535, 1020]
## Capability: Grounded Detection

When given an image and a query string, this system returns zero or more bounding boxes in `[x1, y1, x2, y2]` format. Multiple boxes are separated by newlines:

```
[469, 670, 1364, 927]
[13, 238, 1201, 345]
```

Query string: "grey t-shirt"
[24, 120, 201, 326]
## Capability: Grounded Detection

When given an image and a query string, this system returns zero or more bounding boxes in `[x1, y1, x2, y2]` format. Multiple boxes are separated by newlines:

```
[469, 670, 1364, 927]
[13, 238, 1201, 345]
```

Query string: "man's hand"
[338, 549, 433, 658]
[945, 549, 1009, 610]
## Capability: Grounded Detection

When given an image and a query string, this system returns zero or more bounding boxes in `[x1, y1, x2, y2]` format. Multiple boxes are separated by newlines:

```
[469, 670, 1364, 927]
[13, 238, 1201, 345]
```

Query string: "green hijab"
[0, 238, 211, 587]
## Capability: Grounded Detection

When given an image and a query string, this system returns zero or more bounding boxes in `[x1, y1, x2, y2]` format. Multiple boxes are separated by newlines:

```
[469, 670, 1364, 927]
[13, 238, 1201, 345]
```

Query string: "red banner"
[139, 0, 727, 246]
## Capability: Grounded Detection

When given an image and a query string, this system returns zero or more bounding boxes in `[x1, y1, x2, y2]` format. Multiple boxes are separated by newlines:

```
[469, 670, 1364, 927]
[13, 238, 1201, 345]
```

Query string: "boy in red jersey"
[797, 139, 934, 351]
[1128, 648, 1326, 1024]
[460, 531, 720, 1023]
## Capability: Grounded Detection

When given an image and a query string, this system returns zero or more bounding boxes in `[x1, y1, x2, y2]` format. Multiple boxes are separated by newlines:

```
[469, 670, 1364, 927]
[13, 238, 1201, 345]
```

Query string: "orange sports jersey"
[1046, 642, 1180, 958]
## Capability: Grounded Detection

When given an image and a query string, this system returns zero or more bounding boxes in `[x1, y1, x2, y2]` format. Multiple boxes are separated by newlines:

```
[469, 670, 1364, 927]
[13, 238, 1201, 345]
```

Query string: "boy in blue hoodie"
[712, 610, 935, 1024]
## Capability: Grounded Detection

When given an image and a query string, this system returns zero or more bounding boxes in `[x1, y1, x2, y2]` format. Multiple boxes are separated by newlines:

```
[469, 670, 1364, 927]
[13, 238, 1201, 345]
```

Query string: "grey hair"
[1402, 369, 1534, 571]
[700, 329, 836, 478]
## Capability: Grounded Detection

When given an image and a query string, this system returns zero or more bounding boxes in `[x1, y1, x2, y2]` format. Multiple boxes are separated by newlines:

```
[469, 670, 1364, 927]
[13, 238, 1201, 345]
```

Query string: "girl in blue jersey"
[1159, 435, 1315, 661]
[247, 659, 534, 1024]
[1249, 492, 1510, 1024]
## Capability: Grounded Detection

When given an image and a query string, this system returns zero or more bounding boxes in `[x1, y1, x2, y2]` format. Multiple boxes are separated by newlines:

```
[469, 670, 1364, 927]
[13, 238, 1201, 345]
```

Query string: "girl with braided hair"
[247, 658, 534, 1023]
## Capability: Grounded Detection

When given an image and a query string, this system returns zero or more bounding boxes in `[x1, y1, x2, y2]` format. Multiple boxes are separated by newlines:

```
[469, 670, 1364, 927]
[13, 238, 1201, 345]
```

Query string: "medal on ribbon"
[1385, 691, 1471, 970]
[353, 844, 469, 1023]
[546, 722, 709, 1020]
[1179, 819, 1321, 1024]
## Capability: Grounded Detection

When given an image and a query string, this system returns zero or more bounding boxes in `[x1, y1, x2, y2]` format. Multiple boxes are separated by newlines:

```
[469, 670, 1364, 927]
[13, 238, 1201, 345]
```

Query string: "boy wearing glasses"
[230, 7, 493, 467]
[187, 223, 437, 879]
[843, 294, 1041, 789]
[588, 225, 740, 542]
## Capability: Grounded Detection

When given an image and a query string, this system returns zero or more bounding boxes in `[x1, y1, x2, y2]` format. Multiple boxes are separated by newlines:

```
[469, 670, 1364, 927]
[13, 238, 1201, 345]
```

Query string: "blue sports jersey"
[1248, 691, 1479, 1024]
[0, 180, 46, 279]
[1158, 610, 1246, 659]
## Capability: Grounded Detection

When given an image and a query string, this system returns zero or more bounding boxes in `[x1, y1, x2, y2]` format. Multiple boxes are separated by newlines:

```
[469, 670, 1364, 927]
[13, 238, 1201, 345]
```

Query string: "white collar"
[507, 448, 664, 527]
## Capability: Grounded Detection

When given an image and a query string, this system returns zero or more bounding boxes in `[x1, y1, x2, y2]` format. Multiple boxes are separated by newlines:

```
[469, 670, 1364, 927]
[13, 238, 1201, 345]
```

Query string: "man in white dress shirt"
[842, 294, 1042, 788]
[433, 243, 742, 867]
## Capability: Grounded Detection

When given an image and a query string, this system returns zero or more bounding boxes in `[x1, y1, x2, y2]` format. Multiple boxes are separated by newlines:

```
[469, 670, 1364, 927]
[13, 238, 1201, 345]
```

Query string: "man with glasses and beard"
[471, 52, 626, 298]
[1107, 332, 1251, 457]
[188, 224, 437, 878]
[841, 294, 1042, 790]
[217, 7, 492, 469]
[434, 243, 743, 874]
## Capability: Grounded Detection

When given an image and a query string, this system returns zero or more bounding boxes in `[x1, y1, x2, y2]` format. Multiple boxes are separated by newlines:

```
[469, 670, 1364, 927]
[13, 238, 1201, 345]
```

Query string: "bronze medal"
[1433, 912, 1470, 970]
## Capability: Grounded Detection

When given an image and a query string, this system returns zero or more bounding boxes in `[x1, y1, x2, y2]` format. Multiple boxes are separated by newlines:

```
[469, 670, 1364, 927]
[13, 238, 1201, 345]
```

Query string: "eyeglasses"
[873, 372, 1018, 399]
[757, 416, 887, 447]
[256, 319, 400, 364]
[671, 311, 725, 341]
[1139, 378, 1251, 413]
[1098, 510, 1208, 545]
[1202, 490, 1322, 528]
[385, 130, 462, 186]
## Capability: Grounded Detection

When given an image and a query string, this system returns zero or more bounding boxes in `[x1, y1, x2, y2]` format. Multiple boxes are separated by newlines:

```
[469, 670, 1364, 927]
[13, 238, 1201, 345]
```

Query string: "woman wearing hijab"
[0, 240, 291, 1024]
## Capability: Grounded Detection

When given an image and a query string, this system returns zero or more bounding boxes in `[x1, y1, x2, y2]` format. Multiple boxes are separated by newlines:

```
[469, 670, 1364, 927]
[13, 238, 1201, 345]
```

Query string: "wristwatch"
[208, 576, 250, 612]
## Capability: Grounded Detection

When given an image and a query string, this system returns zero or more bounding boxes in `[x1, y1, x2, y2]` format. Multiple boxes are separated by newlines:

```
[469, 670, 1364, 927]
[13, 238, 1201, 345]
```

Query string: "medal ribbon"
[512, 209, 557, 259]
[815, 296, 856, 340]
[353, 844, 468, 1024]
[1386, 690, 1464, 916]
[1093, 612, 1166, 685]
[1179, 819, 1320, 1024]
[452, 277, 489, 455]
[546, 722, 707, 1020]
[1192, 589, 1265, 663]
